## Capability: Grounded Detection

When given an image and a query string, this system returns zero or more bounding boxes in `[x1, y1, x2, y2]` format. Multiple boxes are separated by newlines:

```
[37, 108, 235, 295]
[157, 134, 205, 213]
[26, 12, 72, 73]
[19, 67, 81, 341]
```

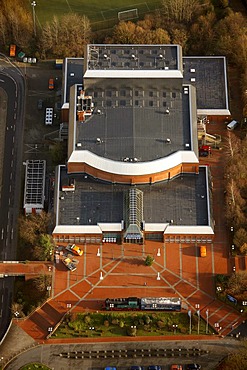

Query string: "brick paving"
[12, 119, 246, 342]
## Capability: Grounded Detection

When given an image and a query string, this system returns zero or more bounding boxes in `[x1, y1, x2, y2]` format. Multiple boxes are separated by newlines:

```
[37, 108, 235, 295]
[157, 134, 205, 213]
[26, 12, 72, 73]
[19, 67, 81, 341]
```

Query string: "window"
[120, 100, 126, 106]
[149, 100, 153, 107]
[120, 90, 126, 97]
[135, 100, 139, 106]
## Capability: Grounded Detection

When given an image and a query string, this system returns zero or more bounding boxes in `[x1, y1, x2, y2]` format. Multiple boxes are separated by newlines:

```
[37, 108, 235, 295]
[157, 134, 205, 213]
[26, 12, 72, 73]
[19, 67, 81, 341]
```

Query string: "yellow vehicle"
[200, 245, 207, 257]
[66, 244, 83, 256]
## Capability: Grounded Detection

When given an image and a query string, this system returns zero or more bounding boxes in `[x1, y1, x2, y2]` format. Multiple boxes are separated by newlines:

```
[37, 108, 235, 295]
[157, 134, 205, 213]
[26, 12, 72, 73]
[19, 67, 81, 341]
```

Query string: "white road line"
[7, 224, 9, 233]
[14, 113, 16, 120]
[9, 185, 11, 192]
[8, 198, 11, 205]
[1, 228, 3, 240]
[11, 160, 13, 167]
[179, 244, 183, 278]
[11, 148, 14, 155]
[13, 124, 15, 131]
[15, 101, 17, 108]
[12, 136, 15, 143]
[10, 173, 12, 180]
[7, 211, 10, 219]
[11, 228, 13, 239]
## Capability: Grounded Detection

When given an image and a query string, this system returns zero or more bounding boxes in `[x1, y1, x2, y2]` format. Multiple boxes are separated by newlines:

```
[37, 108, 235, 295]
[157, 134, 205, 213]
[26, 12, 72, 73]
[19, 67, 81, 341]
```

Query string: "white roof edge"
[98, 223, 122, 232]
[68, 150, 199, 176]
[145, 223, 169, 232]
[164, 226, 214, 235]
[83, 70, 183, 79]
[197, 109, 231, 116]
[53, 225, 102, 234]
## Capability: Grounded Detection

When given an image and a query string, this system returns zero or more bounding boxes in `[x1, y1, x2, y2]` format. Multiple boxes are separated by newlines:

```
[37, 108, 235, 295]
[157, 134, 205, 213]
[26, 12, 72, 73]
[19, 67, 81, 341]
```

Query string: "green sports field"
[30, 0, 162, 31]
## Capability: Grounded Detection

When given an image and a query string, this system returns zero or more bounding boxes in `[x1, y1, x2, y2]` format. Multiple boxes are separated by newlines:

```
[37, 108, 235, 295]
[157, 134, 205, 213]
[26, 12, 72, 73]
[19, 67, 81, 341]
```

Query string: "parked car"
[66, 244, 83, 256]
[104, 367, 117, 370]
[37, 99, 43, 110]
[62, 257, 77, 272]
[186, 364, 201, 370]
[148, 366, 162, 370]
[48, 78, 54, 90]
[171, 365, 183, 370]
[130, 367, 144, 370]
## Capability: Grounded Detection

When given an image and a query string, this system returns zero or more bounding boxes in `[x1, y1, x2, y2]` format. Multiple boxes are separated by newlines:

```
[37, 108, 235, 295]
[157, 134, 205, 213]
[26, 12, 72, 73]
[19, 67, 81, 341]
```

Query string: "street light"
[172, 324, 178, 334]
[31, 1, 37, 36]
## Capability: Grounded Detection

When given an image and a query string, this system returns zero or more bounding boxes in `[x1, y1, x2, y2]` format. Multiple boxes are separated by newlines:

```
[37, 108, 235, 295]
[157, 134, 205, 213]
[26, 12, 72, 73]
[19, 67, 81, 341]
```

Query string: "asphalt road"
[0, 54, 25, 342]
[3, 338, 244, 370]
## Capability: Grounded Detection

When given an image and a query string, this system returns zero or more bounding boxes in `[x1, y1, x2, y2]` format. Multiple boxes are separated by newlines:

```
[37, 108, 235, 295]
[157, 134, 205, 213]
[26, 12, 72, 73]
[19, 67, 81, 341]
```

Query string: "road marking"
[9, 185, 11, 192]
[179, 244, 183, 278]
[15, 101, 17, 108]
[8, 198, 11, 205]
[12, 136, 15, 143]
[211, 243, 215, 275]
[7, 224, 9, 233]
[0, 79, 4, 83]
[13, 124, 15, 131]
[1, 228, 3, 240]
[10, 173, 12, 180]
[11, 160, 13, 167]
[11, 148, 14, 155]
[11, 228, 13, 239]
[7, 211, 10, 219]
[14, 113, 16, 120]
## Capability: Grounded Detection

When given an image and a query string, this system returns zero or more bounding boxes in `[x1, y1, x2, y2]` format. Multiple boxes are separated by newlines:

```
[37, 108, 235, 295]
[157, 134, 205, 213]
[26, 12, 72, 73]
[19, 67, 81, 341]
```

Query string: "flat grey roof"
[24, 160, 46, 208]
[64, 58, 84, 103]
[76, 79, 193, 161]
[57, 166, 209, 227]
[87, 44, 180, 71]
[183, 57, 228, 110]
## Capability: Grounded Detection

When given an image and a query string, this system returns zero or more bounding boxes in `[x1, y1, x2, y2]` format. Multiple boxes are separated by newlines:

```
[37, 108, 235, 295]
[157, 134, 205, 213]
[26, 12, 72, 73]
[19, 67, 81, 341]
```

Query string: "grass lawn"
[19, 364, 51, 370]
[28, 0, 162, 31]
[52, 311, 214, 338]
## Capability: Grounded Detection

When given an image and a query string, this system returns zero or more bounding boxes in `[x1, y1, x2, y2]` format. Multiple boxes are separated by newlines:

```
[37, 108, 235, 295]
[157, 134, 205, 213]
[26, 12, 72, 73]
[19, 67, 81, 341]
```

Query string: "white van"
[45, 107, 53, 125]
[227, 120, 238, 130]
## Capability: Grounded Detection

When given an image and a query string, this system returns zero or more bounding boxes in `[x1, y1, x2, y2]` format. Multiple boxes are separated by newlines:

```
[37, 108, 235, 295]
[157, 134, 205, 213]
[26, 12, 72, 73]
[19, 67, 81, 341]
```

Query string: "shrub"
[104, 320, 109, 327]
[145, 255, 154, 266]
[84, 315, 91, 324]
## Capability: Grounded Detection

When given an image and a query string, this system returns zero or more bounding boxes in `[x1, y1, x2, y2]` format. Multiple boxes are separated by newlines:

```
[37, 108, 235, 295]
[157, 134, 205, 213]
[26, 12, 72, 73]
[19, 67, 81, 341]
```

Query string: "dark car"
[148, 366, 162, 370]
[37, 99, 43, 110]
[186, 364, 201, 370]
[131, 367, 144, 370]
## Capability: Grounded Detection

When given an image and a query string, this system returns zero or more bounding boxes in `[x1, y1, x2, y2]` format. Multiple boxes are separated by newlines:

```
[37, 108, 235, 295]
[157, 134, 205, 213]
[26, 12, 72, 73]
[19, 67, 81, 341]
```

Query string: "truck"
[9, 44, 16, 57]
[66, 244, 83, 256]
[62, 257, 77, 272]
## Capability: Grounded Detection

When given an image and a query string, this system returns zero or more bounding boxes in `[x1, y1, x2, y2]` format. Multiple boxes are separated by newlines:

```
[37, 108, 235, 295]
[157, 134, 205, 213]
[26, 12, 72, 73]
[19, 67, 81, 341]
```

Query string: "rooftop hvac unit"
[166, 138, 171, 143]
[96, 138, 101, 144]
[190, 68, 196, 73]
[185, 143, 190, 148]
[191, 78, 196, 82]
[165, 108, 170, 114]
[76, 142, 82, 147]
[159, 54, 163, 58]
[103, 54, 108, 59]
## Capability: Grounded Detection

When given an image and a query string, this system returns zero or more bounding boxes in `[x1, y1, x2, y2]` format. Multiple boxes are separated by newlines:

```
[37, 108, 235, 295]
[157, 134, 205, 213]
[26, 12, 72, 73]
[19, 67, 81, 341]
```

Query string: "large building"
[53, 44, 230, 245]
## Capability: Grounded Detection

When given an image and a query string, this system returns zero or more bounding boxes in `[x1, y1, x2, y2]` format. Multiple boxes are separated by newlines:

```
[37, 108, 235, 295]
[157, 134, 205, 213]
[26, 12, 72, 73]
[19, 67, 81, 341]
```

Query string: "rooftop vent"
[166, 138, 171, 143]
[165, 108, 170, 114]
[159, 54, 163, 59]
[103, 54, 108, 59]
[185, 143, 190, 148]
[96, 138, 101, 144]
[191, 78, 196, 82]
[76, 142, 82, 147]
[190, 68, 196, 73]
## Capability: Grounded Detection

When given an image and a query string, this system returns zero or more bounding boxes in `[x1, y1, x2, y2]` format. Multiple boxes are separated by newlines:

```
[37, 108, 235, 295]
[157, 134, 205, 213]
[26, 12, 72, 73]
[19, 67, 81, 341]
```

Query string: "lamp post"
[206, 309, 209, 334]
[31, 1, 37, 36]
[172, 324, 178, 334]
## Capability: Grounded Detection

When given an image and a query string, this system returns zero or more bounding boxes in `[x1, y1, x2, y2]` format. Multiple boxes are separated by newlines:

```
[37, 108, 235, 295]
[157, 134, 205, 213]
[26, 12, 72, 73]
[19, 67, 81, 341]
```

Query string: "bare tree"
[162, 0, 201, 23]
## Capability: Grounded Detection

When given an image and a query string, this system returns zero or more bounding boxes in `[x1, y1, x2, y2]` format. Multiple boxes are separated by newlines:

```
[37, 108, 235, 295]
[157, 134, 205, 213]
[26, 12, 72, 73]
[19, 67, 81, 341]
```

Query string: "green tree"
[145, 255, 154, 266]
[33, 234, 54, 261]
